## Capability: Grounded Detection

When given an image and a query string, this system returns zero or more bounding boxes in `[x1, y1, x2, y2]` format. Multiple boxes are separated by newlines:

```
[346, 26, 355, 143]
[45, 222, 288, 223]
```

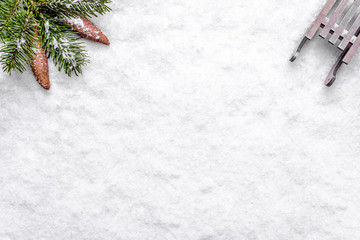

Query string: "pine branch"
[0, 0, 23, 41]
[40, 16, 89, 76]
[0, 8, 36, 73]
[0, 0, 112, 89]
[39, 0, 111, 18]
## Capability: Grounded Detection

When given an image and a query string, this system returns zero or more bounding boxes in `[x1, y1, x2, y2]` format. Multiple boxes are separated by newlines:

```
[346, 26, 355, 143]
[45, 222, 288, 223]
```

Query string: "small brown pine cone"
[66, 17, 110, 46]
[31, 35, 50, 90]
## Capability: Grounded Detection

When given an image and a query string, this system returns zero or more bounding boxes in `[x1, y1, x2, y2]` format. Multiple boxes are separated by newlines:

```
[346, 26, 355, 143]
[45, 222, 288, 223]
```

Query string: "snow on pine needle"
[0, 0, 111, 90]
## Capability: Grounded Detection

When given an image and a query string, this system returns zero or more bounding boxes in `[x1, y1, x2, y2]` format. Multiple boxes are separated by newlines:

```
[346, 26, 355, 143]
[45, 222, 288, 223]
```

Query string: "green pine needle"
[0, 0, 111, 76]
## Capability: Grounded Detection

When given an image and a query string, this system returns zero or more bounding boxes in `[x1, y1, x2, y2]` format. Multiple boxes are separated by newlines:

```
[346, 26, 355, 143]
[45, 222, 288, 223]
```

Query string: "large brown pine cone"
[30, 34, 50, 90]
[66, 17, 110, 46]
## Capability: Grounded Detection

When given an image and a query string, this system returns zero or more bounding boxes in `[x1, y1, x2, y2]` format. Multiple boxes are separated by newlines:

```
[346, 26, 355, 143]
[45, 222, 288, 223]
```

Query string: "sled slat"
[339, 13, 360, 49]
[320, 0, 350, 38]
[329, 0, 360, 44]
[306, 0, 338, 39]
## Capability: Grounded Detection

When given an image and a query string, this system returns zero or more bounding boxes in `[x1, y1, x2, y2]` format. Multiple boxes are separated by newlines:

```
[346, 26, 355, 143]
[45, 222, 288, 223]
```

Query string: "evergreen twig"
[0, 0, 111, 77]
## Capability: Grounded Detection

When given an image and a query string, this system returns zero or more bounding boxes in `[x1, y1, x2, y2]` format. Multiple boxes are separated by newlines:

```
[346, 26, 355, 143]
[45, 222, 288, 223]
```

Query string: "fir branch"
[40, 16, 89, 76]
[0, 8, 36, 73]
[0, 0, 23, 41]
[40, 0, 111, 18]
[0, 0, 112, 81]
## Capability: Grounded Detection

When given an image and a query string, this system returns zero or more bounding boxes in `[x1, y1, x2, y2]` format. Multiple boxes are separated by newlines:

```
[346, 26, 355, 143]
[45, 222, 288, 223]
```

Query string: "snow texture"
[1, 0, 360, 239]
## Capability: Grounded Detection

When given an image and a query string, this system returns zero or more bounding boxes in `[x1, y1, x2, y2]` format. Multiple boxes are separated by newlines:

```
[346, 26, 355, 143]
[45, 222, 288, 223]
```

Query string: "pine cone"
[30, 34, 50, 90]
[66, 17, 110, 46]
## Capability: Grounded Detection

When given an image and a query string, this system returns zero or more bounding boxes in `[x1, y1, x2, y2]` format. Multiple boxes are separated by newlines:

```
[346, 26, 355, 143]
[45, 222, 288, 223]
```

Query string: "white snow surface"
[2, 0, 360, 239]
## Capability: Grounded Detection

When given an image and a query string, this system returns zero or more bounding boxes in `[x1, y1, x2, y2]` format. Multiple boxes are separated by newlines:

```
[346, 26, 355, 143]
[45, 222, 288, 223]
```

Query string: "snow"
[2, 0, 360, 239]
[65, 17, 85, 29]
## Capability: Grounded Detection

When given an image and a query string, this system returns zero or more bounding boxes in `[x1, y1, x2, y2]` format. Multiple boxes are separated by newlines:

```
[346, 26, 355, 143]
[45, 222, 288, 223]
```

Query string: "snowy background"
[2, 0, 360, 239]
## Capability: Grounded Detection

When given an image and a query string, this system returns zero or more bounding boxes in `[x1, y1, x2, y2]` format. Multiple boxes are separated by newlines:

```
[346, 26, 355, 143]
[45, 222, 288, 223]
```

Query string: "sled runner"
[290, 0, 360, 86]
